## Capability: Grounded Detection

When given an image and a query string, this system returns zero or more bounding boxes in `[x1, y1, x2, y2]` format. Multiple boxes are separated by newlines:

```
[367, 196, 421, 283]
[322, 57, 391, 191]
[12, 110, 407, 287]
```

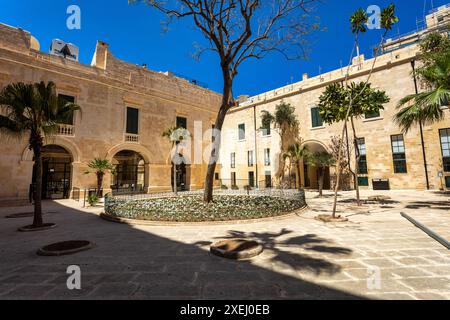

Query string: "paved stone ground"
[0, 190, 449, 300]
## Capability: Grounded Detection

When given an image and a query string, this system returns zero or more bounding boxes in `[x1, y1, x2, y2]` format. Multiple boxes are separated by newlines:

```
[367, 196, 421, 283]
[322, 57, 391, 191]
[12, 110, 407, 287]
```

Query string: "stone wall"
[0, 23, 221, 202]
[220, 44, 450, 191]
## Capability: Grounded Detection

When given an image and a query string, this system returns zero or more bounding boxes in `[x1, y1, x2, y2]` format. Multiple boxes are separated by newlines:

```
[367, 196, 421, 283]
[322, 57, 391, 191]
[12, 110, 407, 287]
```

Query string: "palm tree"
[261, 102, 300, 185]
[85, 159, 115, 197]
[0, 81, 80, 229]
[162, 126, 190, 195]
[395, 53, 450, 133]
[285, 143, 309, 190]
[306, 152, 336, 197]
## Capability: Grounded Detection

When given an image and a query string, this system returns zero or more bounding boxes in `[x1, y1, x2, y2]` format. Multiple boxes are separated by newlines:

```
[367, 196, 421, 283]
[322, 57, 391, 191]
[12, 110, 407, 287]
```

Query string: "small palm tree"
[0, 81, 80, 229]
[285, 143, 309, 190]
[395, 53, 450, 133]
[306, 152, 336, 198]
[261, 102, 300, 184]
[162, 126, 190, 195]
[85, 159, 115, 197]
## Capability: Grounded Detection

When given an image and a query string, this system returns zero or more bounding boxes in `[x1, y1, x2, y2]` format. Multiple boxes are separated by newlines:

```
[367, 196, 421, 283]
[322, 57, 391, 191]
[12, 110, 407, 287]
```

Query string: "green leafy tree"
[285, 143, 309, 190]
[306, 152, 336, 197]
[329, 5, 398, 218]
[0, 81, 80, 228]
[162, 126, 191, 196]
[85, 159, 115, 197]
[319, 82, 389, 204]
[261, 102, 300, 185]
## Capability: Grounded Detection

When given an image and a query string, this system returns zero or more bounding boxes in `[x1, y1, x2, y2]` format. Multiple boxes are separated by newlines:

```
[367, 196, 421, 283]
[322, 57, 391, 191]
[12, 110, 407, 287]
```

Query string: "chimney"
[302, 73, 309, 81]
[91, 40, 109, 70]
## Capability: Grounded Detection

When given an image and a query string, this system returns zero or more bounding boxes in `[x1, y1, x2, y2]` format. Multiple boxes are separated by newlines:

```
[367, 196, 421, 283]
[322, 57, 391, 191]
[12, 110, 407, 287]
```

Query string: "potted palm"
[84, 158, 115, 205]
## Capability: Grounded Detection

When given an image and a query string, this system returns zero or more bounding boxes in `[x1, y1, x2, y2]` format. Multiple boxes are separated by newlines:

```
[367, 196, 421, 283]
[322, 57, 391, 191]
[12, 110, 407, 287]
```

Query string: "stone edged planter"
[37, 241, 95, 257]
[18, 223, 57, 232]
[315, 215, 349, 223]
[210, 239, 264, 260]
[100, 206, 307, 226]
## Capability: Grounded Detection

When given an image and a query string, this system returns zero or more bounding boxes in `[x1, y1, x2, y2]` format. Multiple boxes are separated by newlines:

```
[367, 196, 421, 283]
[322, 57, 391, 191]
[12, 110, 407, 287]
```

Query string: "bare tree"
[130, 0, 319, 202]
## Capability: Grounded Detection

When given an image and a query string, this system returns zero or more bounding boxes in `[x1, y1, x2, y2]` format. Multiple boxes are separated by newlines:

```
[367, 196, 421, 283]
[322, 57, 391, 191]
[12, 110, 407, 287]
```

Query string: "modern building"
[0, 23, 221, 205]
[219, 5, 450, 192]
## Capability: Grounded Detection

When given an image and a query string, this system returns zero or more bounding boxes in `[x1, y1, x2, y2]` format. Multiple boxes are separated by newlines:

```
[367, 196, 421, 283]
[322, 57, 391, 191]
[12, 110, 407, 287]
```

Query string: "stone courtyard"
[0, 190, 449, 300]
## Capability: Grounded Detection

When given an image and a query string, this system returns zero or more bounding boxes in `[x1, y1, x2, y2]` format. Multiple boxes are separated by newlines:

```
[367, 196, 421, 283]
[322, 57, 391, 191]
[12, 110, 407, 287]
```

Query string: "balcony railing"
[57, 124, 75, 136]
[125, 133, 140, 143]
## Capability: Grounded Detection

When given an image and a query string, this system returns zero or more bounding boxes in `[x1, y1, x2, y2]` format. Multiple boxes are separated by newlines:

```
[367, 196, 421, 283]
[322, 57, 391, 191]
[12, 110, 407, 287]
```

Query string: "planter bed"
[105, 194, 306, 223]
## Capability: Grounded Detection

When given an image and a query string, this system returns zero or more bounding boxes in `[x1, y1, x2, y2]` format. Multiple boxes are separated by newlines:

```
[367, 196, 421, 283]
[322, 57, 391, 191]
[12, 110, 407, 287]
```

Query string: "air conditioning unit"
[50, 39, 79, 62]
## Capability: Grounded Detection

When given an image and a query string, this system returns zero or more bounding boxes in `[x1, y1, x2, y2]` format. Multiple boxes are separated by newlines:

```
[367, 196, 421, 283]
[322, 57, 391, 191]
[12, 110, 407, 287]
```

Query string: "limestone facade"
[219, 7, 450, 192]
[0, 23, 221, 203]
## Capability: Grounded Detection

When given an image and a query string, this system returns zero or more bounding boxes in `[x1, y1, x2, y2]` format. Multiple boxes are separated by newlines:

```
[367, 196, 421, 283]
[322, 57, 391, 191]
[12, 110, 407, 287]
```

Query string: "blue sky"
[0, 0, 448, 96]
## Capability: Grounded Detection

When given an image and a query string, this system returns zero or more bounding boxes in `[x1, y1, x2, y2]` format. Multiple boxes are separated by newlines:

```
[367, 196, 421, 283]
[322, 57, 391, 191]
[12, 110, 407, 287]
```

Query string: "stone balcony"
[57, 124, 75, 137]
[125, 133, 140, 143]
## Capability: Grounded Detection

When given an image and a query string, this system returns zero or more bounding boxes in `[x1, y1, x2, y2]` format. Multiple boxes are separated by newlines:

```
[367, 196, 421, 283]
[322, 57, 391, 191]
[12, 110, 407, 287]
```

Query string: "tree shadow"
[195, 230, 353, 277]
[0, 201, 365, 300]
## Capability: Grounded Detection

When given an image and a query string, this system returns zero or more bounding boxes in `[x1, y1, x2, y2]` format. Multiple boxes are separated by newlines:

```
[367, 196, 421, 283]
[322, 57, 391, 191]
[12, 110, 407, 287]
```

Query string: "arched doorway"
[172, 154, 191, 192]
[302, 141, 331, 190]
[112, 150, 145, 194]
[37, 145, 73, 199]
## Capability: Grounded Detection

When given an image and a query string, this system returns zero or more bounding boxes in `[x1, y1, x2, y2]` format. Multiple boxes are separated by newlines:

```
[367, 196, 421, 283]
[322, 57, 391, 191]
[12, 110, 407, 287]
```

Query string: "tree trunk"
[296, 160, 302, 191]
[173, 143, 178, 196]
[350, 117, 361, 206]
[318, 167, 324, 197]
[204, 73, 234, 203]
[31, 133, 44, 227]
[96, 172, 104, 197]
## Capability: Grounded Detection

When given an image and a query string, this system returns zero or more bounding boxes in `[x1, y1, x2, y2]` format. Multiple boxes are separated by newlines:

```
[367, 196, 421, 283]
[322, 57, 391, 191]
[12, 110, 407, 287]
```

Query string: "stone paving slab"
[0, 190, 449, 300]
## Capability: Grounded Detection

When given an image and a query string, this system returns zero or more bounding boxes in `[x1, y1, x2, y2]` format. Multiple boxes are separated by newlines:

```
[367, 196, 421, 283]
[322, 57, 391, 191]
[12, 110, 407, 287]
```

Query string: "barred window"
[357, 138, 368, 174]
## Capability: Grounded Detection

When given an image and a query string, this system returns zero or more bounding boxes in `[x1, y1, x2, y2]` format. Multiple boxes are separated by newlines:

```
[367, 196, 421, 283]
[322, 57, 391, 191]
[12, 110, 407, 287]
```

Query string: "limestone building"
[219, 4, 450, 192]
[0, 22, 221, 204]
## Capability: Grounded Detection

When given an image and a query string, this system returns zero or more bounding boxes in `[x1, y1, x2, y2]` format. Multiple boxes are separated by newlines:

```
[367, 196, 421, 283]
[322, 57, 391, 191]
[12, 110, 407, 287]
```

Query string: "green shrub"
[88, 194, 99, 206]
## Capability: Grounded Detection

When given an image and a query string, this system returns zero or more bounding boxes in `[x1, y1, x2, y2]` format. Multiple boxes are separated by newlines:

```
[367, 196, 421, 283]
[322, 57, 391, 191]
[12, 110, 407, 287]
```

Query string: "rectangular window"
[445, 176, 450, 188]
[248, 172, 255, 188]
[391, 135, 407, 174]
[215, 173, 220, 180]
[238, 123, 246, 140]
[262, 119, 271, 136]
[311, 107, 323, 128]
[248, 151, 254, 167]
[176, 116, 187, 129]
[357, 138, 368, 175]
[265, 171, 272, 188]
[365, 110, 381, 119]
[231, 172, 236, 187]
[126, 107, 139, 135]
[358, 177, 369, 187]
[231, 153, 236, 169]
[264, 149, 271, 166]
[440, 128, 450, 172]
[58, 94, 75, 125]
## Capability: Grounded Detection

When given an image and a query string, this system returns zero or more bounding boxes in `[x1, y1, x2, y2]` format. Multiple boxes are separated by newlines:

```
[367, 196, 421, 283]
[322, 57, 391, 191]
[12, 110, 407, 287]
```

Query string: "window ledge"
[311, 126, 326, 131]
[261, 135, 272, 138]
[363, 117, 384, 122]
[238, 139, 246, 142]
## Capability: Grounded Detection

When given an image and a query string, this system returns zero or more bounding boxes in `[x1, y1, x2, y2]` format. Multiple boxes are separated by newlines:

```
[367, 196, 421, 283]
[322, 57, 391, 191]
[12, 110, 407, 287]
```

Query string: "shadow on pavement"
[0, 200, 366, 300]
